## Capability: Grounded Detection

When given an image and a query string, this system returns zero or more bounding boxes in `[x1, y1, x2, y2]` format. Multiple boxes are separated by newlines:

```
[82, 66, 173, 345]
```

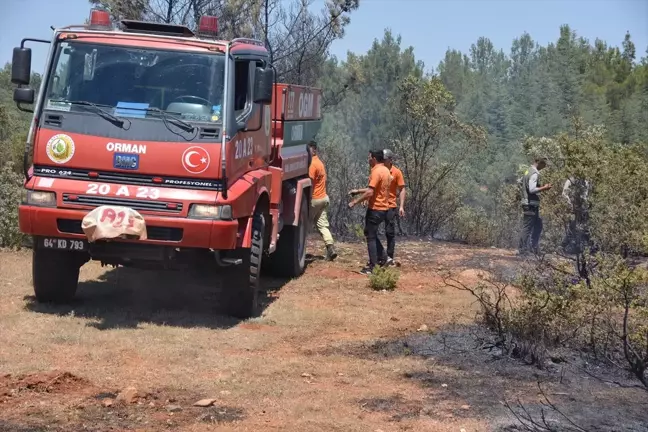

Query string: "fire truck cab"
[10, 9, 321, 319]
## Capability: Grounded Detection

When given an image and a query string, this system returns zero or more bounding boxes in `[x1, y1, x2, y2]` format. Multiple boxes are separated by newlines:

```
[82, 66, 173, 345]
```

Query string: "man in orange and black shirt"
[307, 141, 337, 261]
[376, 149, 406, 266]
[348, 149, 392, 275]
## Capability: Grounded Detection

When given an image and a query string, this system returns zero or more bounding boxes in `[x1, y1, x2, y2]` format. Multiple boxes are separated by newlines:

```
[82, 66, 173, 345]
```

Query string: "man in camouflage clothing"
[518, 156, 553, 255]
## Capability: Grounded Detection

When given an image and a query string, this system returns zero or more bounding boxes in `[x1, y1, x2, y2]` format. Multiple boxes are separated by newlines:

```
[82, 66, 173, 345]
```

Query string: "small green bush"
[368, 266, 399, 291]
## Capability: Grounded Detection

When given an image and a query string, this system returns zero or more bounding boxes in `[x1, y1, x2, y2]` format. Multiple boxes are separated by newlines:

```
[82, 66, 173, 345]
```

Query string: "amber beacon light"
[88, 8, 112, 30]
[197, 15, 219, 37]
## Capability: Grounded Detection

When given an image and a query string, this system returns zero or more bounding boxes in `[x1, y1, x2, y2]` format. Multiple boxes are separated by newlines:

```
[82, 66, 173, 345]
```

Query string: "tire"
[225, 211, 265, 319]
[266, 195, 308, 277]
[32, 247, 84, 303]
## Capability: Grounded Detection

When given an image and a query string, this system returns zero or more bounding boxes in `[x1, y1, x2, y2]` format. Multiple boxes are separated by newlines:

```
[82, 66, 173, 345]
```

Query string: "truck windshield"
[44, 41, 225, 124]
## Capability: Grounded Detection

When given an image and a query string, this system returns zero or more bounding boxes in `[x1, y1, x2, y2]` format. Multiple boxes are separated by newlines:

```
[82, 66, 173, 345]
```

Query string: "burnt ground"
[0, 238, 646, 431]
[320, 324, 647, 431]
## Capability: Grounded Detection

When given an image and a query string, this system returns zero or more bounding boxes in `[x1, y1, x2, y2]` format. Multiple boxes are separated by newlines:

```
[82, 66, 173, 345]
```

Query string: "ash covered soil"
[0, 238, 646, 432]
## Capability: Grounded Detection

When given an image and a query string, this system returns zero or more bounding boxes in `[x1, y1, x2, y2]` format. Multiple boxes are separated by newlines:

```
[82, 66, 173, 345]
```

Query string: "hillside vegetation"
[1, 0, 647, 413]
[1, 11, 646, 247]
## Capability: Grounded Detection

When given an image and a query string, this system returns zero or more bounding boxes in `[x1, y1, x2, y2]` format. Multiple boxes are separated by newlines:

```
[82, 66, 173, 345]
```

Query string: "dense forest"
[314, 24, 648, 246]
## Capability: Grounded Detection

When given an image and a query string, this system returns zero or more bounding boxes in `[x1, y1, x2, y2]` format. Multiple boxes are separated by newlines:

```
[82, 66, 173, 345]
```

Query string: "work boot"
[359, 265, 374, 275]
[326, 244, 338, 261]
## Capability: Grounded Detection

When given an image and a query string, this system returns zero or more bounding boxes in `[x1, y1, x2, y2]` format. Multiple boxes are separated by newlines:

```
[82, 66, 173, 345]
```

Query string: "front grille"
[62, 193, 183, 213]
[57, 219, 183, 242]
[33, 165, 224, 191]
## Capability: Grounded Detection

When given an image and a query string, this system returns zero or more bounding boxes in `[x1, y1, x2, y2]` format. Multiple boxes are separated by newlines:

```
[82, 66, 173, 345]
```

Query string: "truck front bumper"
[19, 205, 239, 250]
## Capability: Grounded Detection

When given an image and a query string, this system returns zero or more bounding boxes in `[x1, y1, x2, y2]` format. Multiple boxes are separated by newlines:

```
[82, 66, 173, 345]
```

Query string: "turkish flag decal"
[181, 146, 211, 174]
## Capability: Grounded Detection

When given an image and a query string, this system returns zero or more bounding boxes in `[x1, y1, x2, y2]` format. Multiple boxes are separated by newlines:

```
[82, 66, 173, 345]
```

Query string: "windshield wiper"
[49, 99, 130, 129]
[85, 104, 197, 140]
[146, 108, 195, 133]
[49, 100, 197, 140]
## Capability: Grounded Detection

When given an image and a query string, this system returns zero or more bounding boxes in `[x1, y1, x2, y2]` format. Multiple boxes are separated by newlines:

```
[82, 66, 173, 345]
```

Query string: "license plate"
[40, 237, 87, 251]
[113, 153, 139, 170]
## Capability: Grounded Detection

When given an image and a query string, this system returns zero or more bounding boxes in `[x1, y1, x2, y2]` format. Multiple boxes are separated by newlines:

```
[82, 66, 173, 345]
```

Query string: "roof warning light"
[197, 15, 218, 37]
[89, 8, 112, 30]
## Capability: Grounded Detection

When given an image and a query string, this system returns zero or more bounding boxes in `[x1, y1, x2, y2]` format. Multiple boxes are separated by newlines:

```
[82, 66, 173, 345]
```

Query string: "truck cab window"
[245, 60, 266, 131]
[234, 60, 250, 116]
[48, 44, 72, 100]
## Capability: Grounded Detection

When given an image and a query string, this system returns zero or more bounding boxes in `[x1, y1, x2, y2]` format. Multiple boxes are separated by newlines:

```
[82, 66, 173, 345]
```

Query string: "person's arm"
[349, 171, 377, 208]
[348, 188, 369, 196]
[397, 171, 406, 216]
[349, 188, 373, 207]
[528, 173, 539, 193]
[529, 172, 552, 193]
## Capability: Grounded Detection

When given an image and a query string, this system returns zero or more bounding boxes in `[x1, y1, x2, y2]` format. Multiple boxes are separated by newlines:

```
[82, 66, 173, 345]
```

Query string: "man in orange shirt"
[376, 149, 406, 266]
[348, 149, 392, 275]
[307, 141, 337, 261]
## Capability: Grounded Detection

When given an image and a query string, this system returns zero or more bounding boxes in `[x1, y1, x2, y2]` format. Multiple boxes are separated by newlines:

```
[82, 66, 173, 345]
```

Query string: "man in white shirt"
[518, 156, 552, 255]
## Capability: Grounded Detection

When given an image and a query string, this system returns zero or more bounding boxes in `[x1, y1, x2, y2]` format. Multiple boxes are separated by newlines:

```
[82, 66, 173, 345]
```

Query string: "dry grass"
[0, 239, 643, 432]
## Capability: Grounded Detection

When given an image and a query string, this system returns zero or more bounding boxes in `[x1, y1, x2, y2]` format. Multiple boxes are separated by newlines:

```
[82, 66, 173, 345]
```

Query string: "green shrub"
[0, 161, 23, 248]
[444, 205, 493, 246]
[368, 266, 399, 291]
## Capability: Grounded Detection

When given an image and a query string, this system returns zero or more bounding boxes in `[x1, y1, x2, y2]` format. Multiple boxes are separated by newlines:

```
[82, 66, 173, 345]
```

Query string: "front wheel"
[32, 247, 85, 303]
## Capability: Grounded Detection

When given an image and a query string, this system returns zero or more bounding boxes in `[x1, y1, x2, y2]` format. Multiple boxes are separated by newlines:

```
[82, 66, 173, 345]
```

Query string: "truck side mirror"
[14, 88, 35, 105]
[11, 47, 32, 85]
[253, 67, 274, 104]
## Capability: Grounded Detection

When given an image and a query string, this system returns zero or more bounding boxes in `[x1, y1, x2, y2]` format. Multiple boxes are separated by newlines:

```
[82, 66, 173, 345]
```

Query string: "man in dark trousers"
[375, 149, 406, 266]
[348, 150, 392, 275]
[518, 156, 552, 255]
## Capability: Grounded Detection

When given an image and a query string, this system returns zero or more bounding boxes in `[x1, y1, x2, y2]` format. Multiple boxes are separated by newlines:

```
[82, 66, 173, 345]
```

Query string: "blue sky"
[1, 0, 647, 75]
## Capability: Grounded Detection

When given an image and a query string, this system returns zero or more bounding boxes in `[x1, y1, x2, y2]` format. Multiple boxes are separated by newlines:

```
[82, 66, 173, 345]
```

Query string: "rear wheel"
[32, 247, 85, 303]
[224, 211, 265, 319]
[266, 195, 308, 277]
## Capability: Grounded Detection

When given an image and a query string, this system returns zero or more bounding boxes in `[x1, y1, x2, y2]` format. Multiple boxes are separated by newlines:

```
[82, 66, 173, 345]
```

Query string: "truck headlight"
[188, 204, 232, 220]
[22, 190, 56, 207]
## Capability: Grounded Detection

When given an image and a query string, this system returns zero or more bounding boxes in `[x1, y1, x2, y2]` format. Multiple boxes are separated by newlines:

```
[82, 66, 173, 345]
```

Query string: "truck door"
[228, 57, 271, 180]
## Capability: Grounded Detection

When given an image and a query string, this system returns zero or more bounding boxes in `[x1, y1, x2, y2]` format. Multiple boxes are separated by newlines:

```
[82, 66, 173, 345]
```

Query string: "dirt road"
[0, 239, 645, 432]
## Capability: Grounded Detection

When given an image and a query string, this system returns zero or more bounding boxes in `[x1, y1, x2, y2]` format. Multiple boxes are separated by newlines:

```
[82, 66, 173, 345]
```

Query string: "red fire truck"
[10, 9, 322, 319]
